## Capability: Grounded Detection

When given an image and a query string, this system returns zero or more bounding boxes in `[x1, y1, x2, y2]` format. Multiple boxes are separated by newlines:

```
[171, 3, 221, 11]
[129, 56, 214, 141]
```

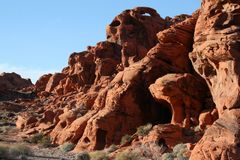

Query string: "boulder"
[190, 109, 240, 160]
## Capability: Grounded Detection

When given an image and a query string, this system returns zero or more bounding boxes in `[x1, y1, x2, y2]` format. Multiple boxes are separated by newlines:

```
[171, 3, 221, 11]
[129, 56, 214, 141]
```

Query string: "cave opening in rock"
[95, 129, 107, 150]
[137, 87, 172, 125]
[149, 100, 172, 125]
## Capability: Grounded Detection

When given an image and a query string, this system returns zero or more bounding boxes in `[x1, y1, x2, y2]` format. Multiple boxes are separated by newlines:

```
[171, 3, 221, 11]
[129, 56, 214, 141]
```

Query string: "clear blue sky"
[0, 0, 201, 83]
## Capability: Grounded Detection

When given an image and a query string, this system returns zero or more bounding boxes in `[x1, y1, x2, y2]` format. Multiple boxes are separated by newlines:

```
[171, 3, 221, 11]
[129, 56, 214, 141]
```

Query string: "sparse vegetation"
[8, 144, 32, 157]
[89, 150, 108, 160]
[136, 123, 152, 136]
[30, 133, 44, 143]
[161, 152, 174, 160]
[30, 132, 52, 147]
[161, 143, 190, 160]
[0, 145, 9, 159]
[0, 144, 32, 160]
[115, 150, 145, 160]
[75, 151, 91, 160]
[173, 143, 189, 159]
[60, 142, 75, 152]
[39, 135, 52, 147]
[106, 144, 117, 153]
[120, 134, 133, 145]
[0, 126, 12, 133]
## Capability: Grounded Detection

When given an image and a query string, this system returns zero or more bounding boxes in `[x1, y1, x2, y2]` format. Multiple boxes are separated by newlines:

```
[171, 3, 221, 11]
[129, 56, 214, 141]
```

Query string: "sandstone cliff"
[10, 1, 240, 159]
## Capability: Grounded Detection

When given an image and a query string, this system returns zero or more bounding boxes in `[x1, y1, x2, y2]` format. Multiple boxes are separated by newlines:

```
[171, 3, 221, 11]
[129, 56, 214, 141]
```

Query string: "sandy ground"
[0, 125, 76, 160]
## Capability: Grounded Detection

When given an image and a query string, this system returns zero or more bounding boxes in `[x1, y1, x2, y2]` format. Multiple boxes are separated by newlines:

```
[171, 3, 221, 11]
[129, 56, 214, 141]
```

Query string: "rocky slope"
[1, 0, 239, 159]
[0, 72, 34, 134]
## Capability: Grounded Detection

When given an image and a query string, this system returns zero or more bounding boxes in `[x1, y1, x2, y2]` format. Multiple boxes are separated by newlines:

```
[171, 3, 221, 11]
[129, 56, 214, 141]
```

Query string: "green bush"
[30, 133, 44, 143]
[39, 135, 52, 147]
[161, 153, 174, 160]
[106, 144, 117, 153]
[75, 151, 90, 160]
[0, 126, 12, 134]
[60, 142, 75, 152]
[89, 150, 108, 160]
[0, 144, 32, 160]
[30, 133, 52, 147]
[120, 134, 132, 145]
[173, 143, 188, 157]
[0, 145, 9, 159]
[8, 144, 32, 157]
[161, 143, 189, 160]
[136, 123, 152, 136]
[115, 150, 143, 160]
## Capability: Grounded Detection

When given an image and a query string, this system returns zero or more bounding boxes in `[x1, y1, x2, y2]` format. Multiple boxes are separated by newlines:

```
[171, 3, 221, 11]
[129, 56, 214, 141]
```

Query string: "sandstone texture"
[1, 1, 239, 159]
[0, 72, 32, 91]
[189, 0, 240, 159]
[0, 72, 34, 101]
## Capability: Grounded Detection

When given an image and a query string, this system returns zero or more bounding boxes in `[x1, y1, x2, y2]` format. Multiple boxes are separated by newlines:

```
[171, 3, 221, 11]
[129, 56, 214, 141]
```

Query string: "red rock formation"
[190, 109, 240, 160]
[149, 73, 208, 128]
[0, 72, 32, 91]
[15, 6, 225, 158]
[35, 74, 52, 93]
[0, 72, 34, 101]
[106, 7, 166, 68]
[189, 0, 240, 159]
[189, 0, 240, 115]
[74, 13, 200, 151]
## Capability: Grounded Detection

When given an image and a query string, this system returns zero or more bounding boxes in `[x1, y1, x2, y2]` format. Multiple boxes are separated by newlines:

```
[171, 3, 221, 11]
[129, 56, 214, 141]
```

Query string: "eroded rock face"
[149, 73, 208, 128]
[189, 1, 240, 159]
[16, 6, 219, 156]
[35, 74, 52, 93]
[74, 14, 199, 151]
[190, 109, 240, 160]
[106, 7, 166, 68]
[189, 0, 240, 115]
[0, 72, 32, 91]
[0, 72, 34, 101]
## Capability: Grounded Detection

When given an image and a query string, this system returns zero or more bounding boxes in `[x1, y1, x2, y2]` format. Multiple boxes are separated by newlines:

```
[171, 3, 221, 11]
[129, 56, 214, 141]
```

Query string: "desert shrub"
[106, 144, 117, 153]
[60, 142, 75, 152]
[115, 150, 145, 160]
[8, 144, 32, 157]
[193, 125, 201, 132]
[120, 134, 132, 145]
[30, 133, 44, 143]
[30, 133, 52, 147]
[0, 145, 9, 159]
[75, 151, 90, 160]
[0, 144, 32, 160]
[89, 150, 108, 160]
[161, 143, 189, 160]
[136, 123, 152, 136]
[161, 152, 174, 160]
[0, 126, 12, 134]
[173, 143, 188, 157]
[39, 135, 52, 147]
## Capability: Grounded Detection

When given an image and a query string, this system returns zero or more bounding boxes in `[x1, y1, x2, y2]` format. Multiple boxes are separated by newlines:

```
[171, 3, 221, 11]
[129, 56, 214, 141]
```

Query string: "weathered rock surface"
[189, 0, 240, 159]
[0, 72, 32, 91]
[149, 73, 208, 128]
[190, 109, 240, 160]
[0, 72, 34, 101]
[74, 13, 200, 151]
[190, 0, 240, 115]
[15, 8, 209, 153]
[13, 4, 240, 159]
[106, 7, 166, 68]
